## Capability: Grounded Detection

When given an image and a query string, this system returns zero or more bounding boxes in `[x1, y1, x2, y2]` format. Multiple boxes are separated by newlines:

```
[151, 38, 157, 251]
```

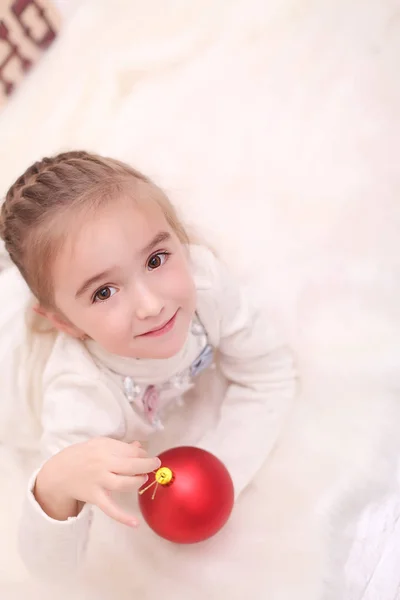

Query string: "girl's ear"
[33, 304, 85, 339]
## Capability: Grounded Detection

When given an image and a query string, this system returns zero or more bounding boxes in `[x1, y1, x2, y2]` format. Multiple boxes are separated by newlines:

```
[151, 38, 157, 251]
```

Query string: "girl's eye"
[93, 286, 117, 303]
[147, 252, 169, 271]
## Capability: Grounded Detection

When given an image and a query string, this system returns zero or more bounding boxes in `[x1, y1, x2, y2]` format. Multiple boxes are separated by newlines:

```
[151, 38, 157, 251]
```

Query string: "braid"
[1, 151, 102, 241]
[1, 152, 100, 282]
[0, 150, 188, 307]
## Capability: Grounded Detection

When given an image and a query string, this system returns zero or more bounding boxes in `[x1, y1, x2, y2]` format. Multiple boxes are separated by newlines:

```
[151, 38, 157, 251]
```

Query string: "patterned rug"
[0, 0, 60, 109]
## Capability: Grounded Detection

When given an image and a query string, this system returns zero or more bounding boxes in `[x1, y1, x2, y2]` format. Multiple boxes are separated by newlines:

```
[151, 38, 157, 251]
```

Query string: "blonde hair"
[0, 151, 189, 308]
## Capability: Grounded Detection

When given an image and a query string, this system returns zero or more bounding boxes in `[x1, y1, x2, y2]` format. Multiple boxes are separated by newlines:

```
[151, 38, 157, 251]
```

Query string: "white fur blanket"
[1, 1, 400, 598]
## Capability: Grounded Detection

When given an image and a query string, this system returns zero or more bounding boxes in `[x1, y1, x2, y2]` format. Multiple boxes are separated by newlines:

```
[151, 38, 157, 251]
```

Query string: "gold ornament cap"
[155, 466, 174, 486]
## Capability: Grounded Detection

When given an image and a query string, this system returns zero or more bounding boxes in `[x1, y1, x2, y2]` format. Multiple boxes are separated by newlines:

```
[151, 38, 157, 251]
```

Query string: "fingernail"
[143, 474, 149, 483]
[156, 458, 162, 468]
[131, 519, 139, 528]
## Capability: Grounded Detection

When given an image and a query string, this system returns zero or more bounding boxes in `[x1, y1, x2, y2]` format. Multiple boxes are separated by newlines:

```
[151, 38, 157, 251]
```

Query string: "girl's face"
[44, 198, 196, 359]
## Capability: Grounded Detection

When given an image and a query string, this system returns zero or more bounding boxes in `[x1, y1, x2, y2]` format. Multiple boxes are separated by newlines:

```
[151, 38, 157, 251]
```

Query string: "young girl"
[0, 151, 296, 580]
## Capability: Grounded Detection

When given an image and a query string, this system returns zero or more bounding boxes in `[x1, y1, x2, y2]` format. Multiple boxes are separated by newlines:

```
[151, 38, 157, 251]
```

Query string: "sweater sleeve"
[18, 372, 126, 579]
[197, 254, 297, 498]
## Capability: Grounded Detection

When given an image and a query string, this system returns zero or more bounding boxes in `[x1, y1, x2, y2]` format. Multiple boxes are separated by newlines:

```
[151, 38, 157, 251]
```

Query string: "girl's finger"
[119, 441, 148, 458]
[106, 472, 149, 492]
[137, 456, 161, 474]
[111, 454, 153, 475]
[95, 489, 139, 528]
[115, 454, 161, 475]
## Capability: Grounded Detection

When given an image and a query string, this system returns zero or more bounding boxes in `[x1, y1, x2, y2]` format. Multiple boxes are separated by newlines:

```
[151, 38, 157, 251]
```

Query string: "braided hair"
[0, 151, 189, 307]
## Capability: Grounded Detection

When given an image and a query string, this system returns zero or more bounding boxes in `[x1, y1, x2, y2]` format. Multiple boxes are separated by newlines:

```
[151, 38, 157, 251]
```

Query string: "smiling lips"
[138, 310, 178, 338]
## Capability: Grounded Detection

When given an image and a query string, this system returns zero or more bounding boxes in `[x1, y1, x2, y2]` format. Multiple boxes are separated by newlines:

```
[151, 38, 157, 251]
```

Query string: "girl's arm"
[197, 252, 297, 497]
[18, 375, 148, 579]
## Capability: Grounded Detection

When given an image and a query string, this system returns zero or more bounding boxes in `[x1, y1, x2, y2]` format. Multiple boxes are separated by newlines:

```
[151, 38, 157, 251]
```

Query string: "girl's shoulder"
[188, 244, 222, 290]
[42, 331, 101, 389]
[188, 244, 238, 345]
[188, 243, 240, 298]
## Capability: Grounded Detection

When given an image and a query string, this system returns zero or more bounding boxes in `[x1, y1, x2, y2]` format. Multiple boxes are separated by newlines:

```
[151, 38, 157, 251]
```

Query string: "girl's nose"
[134, 282, 164, 320]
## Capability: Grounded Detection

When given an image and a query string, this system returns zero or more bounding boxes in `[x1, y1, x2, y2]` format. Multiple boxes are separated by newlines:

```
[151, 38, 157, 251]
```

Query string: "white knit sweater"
[0, 245, 296, 578]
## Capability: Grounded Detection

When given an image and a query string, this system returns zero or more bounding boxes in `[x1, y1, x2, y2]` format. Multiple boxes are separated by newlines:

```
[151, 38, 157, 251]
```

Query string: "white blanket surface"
[1, 1, 400, 598]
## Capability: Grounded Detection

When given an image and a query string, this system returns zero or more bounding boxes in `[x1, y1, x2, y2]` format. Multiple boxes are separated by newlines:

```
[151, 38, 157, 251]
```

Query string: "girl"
[0, 151, 296, 580]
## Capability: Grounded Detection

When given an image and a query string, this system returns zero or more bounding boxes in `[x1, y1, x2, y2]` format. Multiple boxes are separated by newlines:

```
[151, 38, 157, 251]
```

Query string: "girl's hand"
[34, 438, 160, 527]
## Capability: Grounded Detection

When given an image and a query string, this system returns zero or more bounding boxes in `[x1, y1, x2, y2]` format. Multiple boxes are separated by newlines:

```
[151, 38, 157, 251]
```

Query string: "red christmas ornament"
[138, 446, 234, 544]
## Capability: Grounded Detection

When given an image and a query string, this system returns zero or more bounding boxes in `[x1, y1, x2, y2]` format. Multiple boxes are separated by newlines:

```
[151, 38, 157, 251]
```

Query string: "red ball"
[138, 446, 234, 544]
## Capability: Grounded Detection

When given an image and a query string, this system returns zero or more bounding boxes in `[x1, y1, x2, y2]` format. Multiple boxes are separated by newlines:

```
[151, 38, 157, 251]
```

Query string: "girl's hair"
[0, 151, 189, 307]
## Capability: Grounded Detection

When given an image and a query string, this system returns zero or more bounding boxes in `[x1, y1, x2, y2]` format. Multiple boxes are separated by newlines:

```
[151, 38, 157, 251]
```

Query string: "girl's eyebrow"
[140, 231, 171, 256]
[75, 267, 116, 299]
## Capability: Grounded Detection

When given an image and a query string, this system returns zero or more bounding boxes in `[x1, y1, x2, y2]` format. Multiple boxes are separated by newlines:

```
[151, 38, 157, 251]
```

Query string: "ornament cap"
[155, 466, 174, 486]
